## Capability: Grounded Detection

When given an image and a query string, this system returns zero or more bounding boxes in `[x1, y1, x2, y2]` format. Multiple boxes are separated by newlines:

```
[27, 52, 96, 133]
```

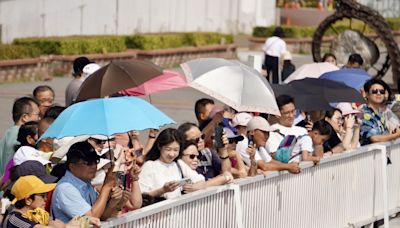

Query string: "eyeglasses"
[183, 154, 201, 160]
[79, 159, 100, 166]
[370, 89, 385, 95]
[191, 134, 206, 144]
[93, 138, 114, 145]
[35, 193, 47, 199]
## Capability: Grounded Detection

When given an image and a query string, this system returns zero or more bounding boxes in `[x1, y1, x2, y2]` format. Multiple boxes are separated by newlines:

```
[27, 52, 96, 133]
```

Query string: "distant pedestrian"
[322, 53, 337, 66]
[281, 51, 295, 82]
[345, 53, 364, 69]
[262, 27, 287, 84]
[65, 57, 92, 106]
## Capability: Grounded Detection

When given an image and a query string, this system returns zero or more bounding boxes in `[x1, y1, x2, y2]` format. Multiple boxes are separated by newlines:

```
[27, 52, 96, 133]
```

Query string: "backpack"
[274, 134, 298, 163]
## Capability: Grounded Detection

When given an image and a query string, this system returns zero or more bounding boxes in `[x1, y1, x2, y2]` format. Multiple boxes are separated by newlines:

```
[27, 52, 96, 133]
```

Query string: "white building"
[0, 0, 277, 43]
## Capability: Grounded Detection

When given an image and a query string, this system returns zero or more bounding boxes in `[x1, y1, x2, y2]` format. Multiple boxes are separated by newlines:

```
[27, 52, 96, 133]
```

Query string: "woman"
[322, 53, 337, 66]
[324, 107, 360, 153]
[3, 175, 100, 227]
[138, 128, 206, 199]
[262, 27, 287, 83]
[179, 141, 233, 193]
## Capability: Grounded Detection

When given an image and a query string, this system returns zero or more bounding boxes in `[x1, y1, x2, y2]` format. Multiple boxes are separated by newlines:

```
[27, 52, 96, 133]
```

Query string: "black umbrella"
[271, 78, 365, 111]
[271, 84, 333, 111]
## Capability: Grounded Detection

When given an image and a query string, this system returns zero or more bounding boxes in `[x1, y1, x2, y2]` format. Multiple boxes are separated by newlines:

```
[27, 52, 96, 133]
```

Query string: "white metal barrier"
[101, 141, 400, 228]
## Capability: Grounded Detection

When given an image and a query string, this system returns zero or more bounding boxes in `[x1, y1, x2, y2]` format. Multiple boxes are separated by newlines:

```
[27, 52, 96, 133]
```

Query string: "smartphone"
[134, 148, 143, 157]
[177, 177, 192, 186]
[116, 171, 126, 189]
[248, 134, 254, 146]
[214, 125, 224, 149]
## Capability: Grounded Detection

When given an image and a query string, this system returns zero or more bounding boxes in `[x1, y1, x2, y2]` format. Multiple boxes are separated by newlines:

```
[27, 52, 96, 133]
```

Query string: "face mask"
[91, 169, 106, 186]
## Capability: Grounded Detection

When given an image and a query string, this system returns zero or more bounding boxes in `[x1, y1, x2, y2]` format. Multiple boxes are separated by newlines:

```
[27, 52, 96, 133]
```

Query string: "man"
[65, 56, 92, 106]
[263, 27, 287, 83]
[237, 116, 300, 173]
[194, 98, 216, 130]
[266, 95, 308, 154]
[51, 141, 123, 222]
[0, 97, 40, 176]
[33, 85, 55, 118]
[360, 79, 400, 145]
[177, 122, 231, 180]
[345, 53, 364, 69]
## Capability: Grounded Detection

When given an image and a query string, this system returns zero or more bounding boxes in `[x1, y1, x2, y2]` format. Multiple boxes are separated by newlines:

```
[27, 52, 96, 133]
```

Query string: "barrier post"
[231, 184, 244, 228]
[374, 144, 389, 227]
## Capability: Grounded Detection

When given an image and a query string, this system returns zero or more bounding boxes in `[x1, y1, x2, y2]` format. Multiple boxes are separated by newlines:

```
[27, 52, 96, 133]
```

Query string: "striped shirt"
[3, 211, 36, 228]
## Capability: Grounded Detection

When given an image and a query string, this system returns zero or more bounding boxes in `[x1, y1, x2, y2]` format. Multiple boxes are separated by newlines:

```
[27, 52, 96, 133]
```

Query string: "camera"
[116, 171, 126, 189]
[248, 134, 254, 146]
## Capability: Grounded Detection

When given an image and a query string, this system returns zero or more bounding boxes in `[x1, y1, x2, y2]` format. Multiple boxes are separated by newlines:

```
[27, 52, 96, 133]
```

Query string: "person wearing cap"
[266, 95, 308, 155]
[238, 116, 301, 174]
[324, 105, 360, 153]
[2, 175, 63, 227]
[224, 128, 250, 178]
[281, 51, 295, 82]
[51, 141, 123, 223]
[177, 123, 232, 180]
[232, 112, 253, 137]
[65, 56, 92, 107]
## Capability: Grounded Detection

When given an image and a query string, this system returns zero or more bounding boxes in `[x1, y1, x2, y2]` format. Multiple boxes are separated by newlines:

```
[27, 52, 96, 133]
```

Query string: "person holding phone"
[138, 128, 206, 200]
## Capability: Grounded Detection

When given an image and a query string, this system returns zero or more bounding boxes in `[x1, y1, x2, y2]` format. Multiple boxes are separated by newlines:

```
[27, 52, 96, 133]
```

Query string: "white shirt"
[139, 159, 205, 199]
[236, 136, 272, 166]
[262, 36, 287, 57]
[266, 123, 307, 153]
[289, 135, 313, 163]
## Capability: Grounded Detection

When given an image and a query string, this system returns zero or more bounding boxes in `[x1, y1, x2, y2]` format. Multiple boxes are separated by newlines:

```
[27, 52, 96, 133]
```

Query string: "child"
[289, 120, 331, 164]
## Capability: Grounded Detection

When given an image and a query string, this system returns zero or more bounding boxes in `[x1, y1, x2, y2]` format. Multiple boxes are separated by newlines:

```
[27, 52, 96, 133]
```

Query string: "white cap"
[97, 158, 111, 170]
[336, 102, 360, 116]
[247, 116, 277, 132]
[82, 63, 101, 79]
[13, 146, 50, 166]
[232, 112, 253, 127]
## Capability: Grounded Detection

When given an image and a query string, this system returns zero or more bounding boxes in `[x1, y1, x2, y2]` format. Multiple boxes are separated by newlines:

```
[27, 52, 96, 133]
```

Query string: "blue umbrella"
[39, 97, 175, 140]
[319, 68, 371, 90]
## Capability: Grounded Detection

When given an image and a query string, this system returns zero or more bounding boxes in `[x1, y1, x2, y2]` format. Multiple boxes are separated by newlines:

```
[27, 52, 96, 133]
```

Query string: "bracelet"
[219, 155, 229, 160]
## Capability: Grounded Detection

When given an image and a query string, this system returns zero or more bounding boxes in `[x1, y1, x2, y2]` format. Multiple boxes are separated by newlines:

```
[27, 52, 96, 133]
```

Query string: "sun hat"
[11, 175, 56, 204]
[13, 146, 50, 166]
[232, 112, 253, 127]
[247, 116, 277, 132]
[336, 102, 360, 116]
[82, 63, 101, 79]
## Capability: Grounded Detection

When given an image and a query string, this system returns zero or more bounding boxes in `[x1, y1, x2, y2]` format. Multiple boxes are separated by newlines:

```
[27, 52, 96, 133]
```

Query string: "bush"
[125, 32, 233, 50]
[0, 44, 41, 60]
[13, 36, 126, 55]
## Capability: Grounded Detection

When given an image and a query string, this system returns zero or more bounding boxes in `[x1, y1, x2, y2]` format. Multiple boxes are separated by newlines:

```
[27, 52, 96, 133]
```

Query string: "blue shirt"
[360, 104, 389, 146]
[51, 171, 98, 223]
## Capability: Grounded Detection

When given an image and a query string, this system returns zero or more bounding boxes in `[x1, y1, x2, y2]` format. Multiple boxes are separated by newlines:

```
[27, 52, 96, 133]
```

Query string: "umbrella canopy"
[76, 59, 164, 101]
[288, 78, 365, 103]
[271, 84, 333, 111]
[39, 97, 175, 140]
[181, 58, 279, 115]
[319, 68, 371, 90]
[284, 62, 339, 83]
[119, 70, 187, 96]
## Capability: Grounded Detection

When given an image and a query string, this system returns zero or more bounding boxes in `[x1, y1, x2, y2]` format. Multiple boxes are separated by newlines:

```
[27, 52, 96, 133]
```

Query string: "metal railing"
[101, 141, 400, 228]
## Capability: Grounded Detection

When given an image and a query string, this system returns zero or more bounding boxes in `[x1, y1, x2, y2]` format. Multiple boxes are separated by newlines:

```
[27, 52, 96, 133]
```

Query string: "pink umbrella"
[119, 70, 187, 96]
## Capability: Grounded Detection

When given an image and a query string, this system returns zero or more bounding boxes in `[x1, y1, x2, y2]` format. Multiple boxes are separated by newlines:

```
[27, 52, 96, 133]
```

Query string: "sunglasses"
[370, 89, 385, 95]
[192, 134, 206, 144]
[183, 154, 201, 160]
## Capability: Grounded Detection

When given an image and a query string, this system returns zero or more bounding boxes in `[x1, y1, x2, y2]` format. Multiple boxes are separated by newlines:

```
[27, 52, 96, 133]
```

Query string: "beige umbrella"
[284, 62, 339, 83]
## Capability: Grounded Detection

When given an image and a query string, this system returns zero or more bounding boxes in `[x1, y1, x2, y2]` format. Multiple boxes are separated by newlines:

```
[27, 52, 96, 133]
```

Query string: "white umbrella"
[284, 62, 339, 83]
[181, 58, 280, 115]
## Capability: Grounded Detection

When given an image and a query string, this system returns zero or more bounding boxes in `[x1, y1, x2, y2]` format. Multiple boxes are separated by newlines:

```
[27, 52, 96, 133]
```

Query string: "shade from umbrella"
[284, 62, 339, 83]
[76, 59, 164, 101]
[271, 84, 333, 111]
[119, 70, 187, 96]
[39, 97, 175, 140]
[181, 58, 279, 115]
[288, 78, 365, 103]
[319, 68, 371, 90]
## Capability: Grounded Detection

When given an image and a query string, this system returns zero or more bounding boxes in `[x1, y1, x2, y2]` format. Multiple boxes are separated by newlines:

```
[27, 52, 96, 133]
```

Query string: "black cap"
[66, 141, 100, 165]
[73, 57, 92, 76]
[7, 160, 57, 190]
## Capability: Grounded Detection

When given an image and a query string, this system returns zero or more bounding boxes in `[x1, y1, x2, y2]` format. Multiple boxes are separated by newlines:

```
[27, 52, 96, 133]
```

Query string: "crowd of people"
[0, 48, 399, 227]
